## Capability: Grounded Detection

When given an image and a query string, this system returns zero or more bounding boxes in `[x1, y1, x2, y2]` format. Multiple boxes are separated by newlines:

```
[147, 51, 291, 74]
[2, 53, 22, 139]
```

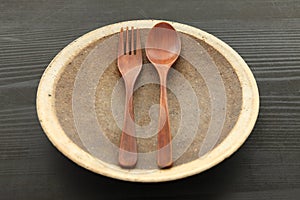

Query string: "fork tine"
[118, 28, 124, 57]
[125, 27, 129, 54]
[131, 27, 134, 54]
[136, 28, 141, 55]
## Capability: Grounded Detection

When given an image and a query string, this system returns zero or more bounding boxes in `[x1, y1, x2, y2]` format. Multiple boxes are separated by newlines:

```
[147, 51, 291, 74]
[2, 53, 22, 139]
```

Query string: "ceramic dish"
[37, 20, 259, 182]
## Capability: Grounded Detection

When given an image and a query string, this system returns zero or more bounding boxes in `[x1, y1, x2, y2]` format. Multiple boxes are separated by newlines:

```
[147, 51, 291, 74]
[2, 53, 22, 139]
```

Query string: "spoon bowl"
[146, 22, 181, 66]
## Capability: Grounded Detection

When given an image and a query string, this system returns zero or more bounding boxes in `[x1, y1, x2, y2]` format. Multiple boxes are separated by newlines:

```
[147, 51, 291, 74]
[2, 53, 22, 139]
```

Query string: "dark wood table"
[1, 0, 299, 199]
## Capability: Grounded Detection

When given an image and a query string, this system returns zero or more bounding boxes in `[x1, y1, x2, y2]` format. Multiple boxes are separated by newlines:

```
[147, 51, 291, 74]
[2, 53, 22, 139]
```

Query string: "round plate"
[37, 20, 259, 182]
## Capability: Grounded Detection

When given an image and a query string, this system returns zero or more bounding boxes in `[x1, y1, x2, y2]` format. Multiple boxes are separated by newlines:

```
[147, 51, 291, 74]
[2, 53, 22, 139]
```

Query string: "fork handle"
[119, 85, 137, 168]
[157, 70, 173, 168]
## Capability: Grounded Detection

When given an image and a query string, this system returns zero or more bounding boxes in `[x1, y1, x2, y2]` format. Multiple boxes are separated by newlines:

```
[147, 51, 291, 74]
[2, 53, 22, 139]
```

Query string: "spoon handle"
[119, 85, 137, 168]
[157, 72, 173, 168]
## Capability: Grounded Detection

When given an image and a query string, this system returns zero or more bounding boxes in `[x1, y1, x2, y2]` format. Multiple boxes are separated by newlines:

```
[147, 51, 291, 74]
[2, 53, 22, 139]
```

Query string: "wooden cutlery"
[145, 22, 181, 168]
[117, 27, 142, 168]
[118, 23, 181, 169]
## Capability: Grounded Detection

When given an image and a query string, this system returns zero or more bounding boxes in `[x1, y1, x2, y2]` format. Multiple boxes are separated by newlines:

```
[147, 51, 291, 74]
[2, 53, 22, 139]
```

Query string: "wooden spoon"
[145, 22, 181, 168]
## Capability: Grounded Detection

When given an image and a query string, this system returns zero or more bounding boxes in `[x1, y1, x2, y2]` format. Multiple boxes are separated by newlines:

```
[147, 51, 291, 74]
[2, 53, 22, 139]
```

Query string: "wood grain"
[0, 0, 299, 199]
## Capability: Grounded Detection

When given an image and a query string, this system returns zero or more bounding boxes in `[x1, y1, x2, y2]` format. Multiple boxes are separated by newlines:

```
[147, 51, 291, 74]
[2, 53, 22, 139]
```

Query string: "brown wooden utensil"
[117, 27, 142, 168]
[145, 22, 181, 168]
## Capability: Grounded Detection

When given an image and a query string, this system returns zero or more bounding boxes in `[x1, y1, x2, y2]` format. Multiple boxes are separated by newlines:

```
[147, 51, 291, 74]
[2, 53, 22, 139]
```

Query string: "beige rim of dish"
[37, 19, 259, 182]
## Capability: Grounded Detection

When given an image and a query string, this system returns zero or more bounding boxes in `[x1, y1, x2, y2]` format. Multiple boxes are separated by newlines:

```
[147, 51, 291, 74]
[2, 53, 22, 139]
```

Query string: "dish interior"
[54, 29, 242, 169]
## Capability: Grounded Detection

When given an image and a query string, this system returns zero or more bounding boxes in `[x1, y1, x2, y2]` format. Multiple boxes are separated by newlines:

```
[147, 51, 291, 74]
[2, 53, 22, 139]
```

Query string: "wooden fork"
[117, 27, 142, 168]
